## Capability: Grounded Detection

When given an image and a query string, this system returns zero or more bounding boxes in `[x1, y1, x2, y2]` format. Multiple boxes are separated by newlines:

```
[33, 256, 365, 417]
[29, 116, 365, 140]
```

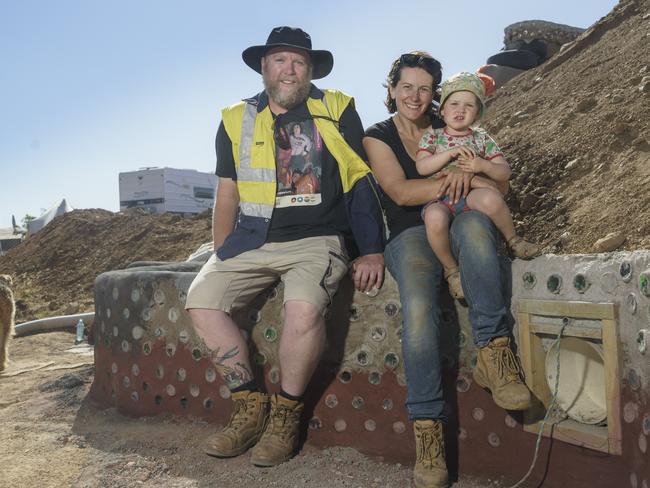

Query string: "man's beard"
[263, 74, 312, 110]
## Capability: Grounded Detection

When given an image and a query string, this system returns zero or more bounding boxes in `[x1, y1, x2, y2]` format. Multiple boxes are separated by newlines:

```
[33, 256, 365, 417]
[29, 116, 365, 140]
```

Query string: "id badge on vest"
[275, 118, 323, 208]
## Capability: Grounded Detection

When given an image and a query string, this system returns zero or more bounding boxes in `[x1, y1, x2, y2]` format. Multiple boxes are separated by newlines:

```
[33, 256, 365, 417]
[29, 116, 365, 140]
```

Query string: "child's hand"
[447, 146, 476, 161]
[456, 156, 486, 174]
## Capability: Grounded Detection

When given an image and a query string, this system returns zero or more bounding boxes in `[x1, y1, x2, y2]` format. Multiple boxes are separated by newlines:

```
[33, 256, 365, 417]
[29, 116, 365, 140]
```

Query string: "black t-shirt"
[216, 95, 367, 244]
[365, 118, 427, 242]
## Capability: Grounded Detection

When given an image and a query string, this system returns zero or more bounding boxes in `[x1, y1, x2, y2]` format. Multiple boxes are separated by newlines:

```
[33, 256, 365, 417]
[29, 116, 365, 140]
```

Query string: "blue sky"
[0, 0, 618, 228]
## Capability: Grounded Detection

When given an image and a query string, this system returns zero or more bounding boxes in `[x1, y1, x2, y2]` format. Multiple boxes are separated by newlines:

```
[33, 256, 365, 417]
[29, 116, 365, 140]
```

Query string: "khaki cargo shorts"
[185, 235, 350, 314]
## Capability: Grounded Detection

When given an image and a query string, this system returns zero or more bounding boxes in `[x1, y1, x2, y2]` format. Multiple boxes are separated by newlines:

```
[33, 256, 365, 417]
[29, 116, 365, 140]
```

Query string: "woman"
[363, 52, 531, 488]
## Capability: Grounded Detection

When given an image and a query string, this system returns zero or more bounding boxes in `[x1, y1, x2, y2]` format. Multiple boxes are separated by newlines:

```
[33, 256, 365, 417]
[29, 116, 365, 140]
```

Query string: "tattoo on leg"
[210, 347, 253, 390]
[222, 362, 254, 390]
[211, 346, 239, 363]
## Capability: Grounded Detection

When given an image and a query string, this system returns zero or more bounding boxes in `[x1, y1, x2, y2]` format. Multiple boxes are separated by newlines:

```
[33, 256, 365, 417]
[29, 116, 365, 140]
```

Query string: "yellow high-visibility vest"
[221, 89, 370, 219]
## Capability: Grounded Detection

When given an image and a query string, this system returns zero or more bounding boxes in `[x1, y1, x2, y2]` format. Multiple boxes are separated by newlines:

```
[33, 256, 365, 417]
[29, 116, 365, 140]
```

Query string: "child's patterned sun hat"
[439, 72, 487, 117]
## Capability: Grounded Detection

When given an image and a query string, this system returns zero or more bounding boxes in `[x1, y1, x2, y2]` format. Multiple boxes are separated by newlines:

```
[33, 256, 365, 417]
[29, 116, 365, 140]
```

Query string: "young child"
[416, 72, 540, 300]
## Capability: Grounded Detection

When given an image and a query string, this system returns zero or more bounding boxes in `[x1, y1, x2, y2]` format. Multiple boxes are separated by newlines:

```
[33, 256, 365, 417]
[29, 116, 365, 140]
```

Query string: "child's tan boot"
[444, 266, 464, 300]
[507, 235, 541, 260]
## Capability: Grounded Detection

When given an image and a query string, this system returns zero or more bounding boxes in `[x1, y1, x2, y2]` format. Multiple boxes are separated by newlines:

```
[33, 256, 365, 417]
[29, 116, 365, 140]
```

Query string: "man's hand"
[352, 253, 384, 292]
[436, 168, 473, 203]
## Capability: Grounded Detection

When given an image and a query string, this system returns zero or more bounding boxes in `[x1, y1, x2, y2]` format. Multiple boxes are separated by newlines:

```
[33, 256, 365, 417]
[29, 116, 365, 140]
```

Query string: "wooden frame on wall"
[517, 299, 622, 455]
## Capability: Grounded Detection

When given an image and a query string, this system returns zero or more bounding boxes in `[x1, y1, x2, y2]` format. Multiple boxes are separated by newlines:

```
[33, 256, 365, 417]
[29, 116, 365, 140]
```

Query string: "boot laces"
[224, 397, 251, 431]
[492, 344, 522, 383]
[267, 404, 299, 439]
[416, 423, 443, 466]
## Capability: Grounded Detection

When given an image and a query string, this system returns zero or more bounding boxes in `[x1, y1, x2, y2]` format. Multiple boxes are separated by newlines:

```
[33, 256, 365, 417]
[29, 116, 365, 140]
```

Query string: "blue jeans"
[385, 211, 510, 421]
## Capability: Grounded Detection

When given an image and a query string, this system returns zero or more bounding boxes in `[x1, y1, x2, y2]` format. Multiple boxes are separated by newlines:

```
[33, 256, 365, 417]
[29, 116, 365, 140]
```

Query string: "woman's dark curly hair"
[384, 51, 443, 119]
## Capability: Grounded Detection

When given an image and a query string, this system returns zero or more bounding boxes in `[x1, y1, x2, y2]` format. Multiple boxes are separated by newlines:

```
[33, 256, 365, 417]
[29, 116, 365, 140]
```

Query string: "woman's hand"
[436, 167, 473, 203]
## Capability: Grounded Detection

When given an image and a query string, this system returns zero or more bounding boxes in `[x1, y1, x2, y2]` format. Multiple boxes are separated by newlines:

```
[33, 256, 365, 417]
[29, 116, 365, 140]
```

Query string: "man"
[185, 26, 384, 467]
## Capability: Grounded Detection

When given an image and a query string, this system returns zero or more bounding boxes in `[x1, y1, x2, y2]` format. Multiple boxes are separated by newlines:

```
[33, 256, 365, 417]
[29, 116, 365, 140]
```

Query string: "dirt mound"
[482, 0, 650, 253]
[0, 209, 212, 322]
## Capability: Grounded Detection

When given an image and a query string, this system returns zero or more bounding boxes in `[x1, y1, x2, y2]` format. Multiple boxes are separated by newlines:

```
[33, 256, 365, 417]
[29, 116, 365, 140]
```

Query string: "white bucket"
[545, 337, 607, 424]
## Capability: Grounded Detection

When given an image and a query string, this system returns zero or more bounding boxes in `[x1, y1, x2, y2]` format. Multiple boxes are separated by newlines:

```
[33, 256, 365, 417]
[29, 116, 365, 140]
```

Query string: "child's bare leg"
[423, 203, 456, 270]
[465, 188, 516, 240]
[466, 188, 541, 259]
[423, 204, 464, 299]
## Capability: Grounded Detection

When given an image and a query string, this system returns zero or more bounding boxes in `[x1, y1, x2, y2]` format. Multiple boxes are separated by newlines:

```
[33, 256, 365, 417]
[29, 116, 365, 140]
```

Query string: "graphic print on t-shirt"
[275, 119, 323, 208]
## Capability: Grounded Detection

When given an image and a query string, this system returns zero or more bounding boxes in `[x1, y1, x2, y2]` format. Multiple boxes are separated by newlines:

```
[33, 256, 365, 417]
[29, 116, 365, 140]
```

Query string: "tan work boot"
[204, 390, 269, 457]
[413, 419, 449, 488]
[473, 336, 532, 410]
[250, 394, 304, 467]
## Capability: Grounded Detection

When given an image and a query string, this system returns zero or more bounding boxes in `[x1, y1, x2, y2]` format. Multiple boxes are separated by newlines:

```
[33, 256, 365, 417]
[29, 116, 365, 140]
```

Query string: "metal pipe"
[14, 312, 95, 337]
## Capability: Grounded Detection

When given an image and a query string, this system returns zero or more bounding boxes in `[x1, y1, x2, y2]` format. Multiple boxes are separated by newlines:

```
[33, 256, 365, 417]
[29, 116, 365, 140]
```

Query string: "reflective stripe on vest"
[221, 89, 370, 220]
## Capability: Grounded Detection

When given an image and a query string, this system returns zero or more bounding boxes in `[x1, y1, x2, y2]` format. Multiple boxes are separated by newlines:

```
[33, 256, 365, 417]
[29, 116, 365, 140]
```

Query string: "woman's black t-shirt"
[365, 118, 431, 243]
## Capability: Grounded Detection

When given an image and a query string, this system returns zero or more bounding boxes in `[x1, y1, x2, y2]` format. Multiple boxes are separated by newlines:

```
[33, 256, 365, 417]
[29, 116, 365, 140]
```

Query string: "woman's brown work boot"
[473, 336, 532, 410]
[413, 419, 449, 488]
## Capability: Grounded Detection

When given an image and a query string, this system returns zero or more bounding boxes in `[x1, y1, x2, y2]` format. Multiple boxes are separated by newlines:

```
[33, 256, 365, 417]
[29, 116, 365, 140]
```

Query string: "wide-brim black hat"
[242, 26, 334, 79]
